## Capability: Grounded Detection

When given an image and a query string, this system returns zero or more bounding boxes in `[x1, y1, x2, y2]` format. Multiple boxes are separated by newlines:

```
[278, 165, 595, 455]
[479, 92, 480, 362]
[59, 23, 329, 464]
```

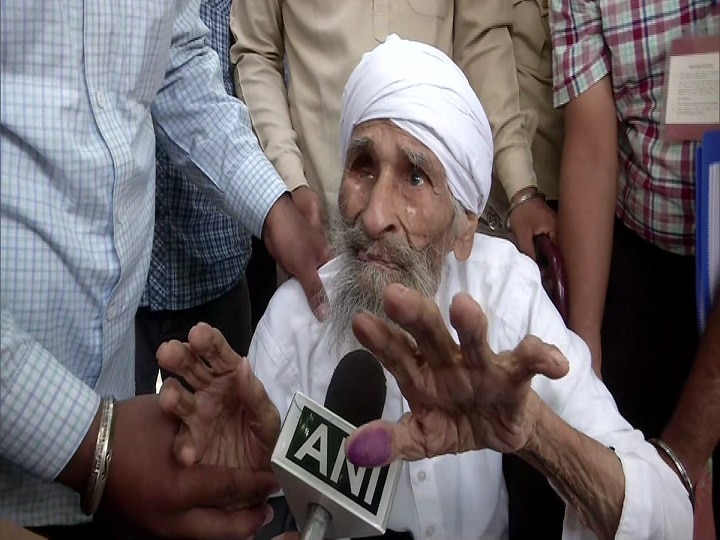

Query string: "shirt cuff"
[0, 335, 100, 482]
[273, 153, 309, 193]
[225, 152, 289, 238]
[493, 146, 538, 200]
[614, 444, 693, 539]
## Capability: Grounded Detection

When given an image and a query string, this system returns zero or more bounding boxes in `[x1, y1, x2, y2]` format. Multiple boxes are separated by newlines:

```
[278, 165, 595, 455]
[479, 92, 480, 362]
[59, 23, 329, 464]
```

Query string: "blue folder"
[695, 130, 720, 332]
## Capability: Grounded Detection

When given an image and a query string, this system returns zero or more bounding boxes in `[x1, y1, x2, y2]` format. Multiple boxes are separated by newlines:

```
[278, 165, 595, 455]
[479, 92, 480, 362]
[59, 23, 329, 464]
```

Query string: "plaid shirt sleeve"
[550, 0, 611, 107]
[151, 0, 287, 238]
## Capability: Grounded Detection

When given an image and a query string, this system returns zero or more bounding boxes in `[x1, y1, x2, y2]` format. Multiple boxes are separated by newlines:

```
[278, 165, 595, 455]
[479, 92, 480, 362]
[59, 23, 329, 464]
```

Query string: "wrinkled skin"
[157, 323, 280, 478]
[345, 283, 570, 467]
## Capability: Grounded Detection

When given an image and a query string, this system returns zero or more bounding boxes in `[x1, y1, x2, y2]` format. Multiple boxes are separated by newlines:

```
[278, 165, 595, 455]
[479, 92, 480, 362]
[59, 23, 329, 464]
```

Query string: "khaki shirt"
[513, 0, 563, 200]
[484, 0, 564, 232]
[230, 0, 538, 212]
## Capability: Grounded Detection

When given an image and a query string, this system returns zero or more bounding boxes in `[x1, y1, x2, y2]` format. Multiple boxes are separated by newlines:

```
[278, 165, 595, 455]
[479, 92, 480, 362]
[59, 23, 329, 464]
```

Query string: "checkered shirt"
[551, 0, 720, 255]
[142, 0, 253, 310]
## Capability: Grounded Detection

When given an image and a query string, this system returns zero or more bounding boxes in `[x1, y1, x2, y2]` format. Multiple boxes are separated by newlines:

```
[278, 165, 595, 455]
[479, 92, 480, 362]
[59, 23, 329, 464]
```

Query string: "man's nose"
[361, 174, 399, 239]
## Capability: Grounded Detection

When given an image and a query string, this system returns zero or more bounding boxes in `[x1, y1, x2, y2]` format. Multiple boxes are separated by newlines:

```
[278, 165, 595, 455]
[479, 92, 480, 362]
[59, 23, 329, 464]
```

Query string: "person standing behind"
[1, 0, 327, 536]
[484, 0, 564, 237]
[551, 0, 719, 529]
[229, 0, 557, 260]
[512, 0, 563, 208]
[134, 0, 298, 394]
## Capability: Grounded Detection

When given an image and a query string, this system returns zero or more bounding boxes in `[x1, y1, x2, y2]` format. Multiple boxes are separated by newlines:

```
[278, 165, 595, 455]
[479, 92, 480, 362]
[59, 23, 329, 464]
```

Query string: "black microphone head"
[324, 349, 387, 426]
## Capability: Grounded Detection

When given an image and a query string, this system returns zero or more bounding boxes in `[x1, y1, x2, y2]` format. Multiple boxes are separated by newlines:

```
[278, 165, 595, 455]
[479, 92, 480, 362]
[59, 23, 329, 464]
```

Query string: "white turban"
[340, 35, 493, 215]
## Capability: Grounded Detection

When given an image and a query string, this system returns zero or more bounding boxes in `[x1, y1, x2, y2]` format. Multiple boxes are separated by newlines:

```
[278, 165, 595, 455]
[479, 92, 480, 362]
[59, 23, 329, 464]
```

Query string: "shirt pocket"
[511, 0, 551, 76]
[405, 0, 452, 18]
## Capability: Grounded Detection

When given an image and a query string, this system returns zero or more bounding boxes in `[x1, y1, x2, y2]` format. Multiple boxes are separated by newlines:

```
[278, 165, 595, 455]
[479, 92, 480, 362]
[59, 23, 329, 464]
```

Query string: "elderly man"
[161, 36, 692, 539]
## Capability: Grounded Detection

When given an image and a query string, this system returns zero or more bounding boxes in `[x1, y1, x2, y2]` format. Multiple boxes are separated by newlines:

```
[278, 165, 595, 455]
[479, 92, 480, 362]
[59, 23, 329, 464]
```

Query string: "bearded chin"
[327, 219, 446, 353]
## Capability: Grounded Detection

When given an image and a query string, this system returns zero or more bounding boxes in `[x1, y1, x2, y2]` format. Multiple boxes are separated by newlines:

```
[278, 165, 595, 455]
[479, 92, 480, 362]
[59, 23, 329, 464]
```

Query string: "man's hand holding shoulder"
[263, 193, 331, 319]
[291, 185, 327, 239]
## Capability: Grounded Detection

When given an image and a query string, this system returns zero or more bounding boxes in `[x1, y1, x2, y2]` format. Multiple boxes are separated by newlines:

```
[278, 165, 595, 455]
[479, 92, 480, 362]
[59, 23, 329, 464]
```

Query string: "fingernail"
[553, 350, 568, 367]
[347, 428, 392, 467]
[263, 504, 274, 526]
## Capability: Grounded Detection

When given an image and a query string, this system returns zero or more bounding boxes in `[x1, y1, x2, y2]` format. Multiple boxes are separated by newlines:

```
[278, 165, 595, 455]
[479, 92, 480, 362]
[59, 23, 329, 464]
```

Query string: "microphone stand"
[301, 503, 332, 540]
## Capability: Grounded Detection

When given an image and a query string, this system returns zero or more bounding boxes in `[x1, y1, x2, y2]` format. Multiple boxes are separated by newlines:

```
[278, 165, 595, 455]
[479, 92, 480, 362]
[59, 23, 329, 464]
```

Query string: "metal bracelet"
[504, 187, 547, 231]
[81, 396, 116, 516]
[647, 438, 695, 508]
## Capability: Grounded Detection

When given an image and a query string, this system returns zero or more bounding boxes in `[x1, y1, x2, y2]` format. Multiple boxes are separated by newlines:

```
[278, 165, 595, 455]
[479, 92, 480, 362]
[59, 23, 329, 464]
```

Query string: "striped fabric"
[0, 0, 285, 526]
[142, 0, 254, 311]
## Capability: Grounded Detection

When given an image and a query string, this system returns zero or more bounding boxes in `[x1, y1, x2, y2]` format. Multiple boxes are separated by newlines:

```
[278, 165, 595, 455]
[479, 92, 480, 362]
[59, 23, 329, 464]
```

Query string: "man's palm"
[157, 324, 280, 478]
[346, 285, 569, 466]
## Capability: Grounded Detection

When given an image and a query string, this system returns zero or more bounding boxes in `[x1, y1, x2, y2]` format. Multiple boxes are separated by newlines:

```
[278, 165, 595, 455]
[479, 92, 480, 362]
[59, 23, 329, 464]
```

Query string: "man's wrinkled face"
[328, 119, 462, 349]
[339, 119, 458, 254]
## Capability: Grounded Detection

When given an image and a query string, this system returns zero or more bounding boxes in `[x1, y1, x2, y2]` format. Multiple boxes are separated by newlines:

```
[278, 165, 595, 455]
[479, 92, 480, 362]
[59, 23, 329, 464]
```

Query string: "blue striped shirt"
[0, 0, 286, 526]
[142, 0, 252, 310]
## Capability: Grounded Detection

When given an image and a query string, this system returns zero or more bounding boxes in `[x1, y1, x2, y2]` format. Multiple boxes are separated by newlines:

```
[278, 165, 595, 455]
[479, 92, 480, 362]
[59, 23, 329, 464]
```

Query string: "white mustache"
[327, 216, 445, 353]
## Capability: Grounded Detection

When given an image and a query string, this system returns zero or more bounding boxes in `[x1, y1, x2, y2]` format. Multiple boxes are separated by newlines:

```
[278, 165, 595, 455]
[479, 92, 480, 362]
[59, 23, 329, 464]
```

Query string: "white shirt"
[249, 234, 692, 539]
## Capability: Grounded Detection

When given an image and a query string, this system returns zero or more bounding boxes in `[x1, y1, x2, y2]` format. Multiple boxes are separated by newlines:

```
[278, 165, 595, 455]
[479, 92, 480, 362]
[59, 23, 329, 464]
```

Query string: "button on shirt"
[0, 0, 285, 526]
[249, 234, 692, 539]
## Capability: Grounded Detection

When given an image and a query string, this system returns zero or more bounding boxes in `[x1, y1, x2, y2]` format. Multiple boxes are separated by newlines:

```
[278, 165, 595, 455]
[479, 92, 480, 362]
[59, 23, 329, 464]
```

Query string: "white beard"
[327, 216, 446, 353]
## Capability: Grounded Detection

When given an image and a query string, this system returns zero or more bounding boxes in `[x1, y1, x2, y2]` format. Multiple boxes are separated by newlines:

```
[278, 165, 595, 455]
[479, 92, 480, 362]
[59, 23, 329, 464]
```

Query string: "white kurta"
[249, 234, 692, 539]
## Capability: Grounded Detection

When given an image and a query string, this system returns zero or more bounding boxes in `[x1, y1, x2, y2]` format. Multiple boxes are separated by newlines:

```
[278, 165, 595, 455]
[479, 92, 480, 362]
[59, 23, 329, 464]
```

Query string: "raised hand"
[156, 323, 280, 480]
[345, 284, 569, 467]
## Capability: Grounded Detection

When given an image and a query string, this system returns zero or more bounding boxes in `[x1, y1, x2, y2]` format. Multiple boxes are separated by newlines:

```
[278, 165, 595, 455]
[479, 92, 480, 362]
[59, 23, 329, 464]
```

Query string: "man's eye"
[409, 170, 425, 187]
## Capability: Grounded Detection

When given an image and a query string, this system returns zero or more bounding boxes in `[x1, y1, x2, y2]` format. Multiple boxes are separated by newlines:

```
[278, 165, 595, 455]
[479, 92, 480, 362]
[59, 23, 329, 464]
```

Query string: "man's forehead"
[347, 121, 443, 174]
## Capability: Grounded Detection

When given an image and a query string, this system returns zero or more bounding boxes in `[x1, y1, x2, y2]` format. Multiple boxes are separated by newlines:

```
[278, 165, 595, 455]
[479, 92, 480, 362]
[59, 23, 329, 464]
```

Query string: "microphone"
[271, 350, 401, 539]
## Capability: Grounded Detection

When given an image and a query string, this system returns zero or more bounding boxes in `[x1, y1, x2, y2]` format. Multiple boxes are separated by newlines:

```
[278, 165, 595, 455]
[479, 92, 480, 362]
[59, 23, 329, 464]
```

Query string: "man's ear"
[452, 212, 478, 261]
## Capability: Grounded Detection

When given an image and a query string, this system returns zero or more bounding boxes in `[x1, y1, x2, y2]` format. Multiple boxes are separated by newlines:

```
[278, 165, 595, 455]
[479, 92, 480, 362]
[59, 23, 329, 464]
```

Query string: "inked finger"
[157, 340, 214, 390]
[346, 418, 432, 468]
[187, 323, 238, 375]
[382, 284, 459, 370]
